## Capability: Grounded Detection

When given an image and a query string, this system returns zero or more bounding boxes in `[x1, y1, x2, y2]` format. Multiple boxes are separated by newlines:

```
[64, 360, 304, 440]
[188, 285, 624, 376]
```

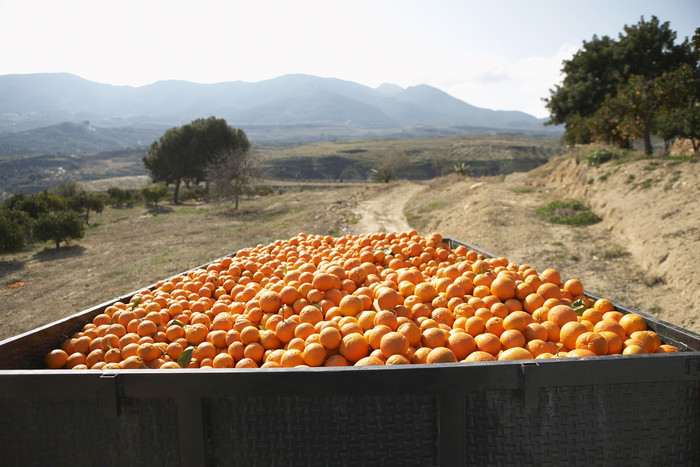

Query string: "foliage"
[68, 190, 105, 224]
[107, 187, 134, 207]
[536, 200, 602, 226]
[370, 166, 396, 183]
[32, 210, 85, 250]
[0, 208, 31, 253]
[140, 185, 169, 208]
[52, 181, 81, 198]
[179, 187, 205, 202]
[143, 117, 250, 203]
[453, 161, 470, 176]
[3, 191, 66, 219]
[584, 148, 626, 166]
[545, 16, 698, 154]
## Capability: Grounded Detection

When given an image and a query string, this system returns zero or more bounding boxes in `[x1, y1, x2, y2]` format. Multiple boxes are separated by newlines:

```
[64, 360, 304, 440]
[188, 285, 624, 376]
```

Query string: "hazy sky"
[1, 0, 697, 118]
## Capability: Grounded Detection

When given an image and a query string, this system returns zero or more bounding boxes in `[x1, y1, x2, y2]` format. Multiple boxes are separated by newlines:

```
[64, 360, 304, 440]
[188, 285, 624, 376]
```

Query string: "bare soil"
[1, 152, 698, 341]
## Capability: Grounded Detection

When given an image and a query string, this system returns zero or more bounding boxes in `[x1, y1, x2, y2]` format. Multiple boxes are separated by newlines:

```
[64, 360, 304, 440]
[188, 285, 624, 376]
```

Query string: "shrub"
[0, 208, 31, 253]
[585, 148, 619, 166]
[536, 200, 602, 226]
[32, 211, 85, 250]
[141, 185, 170, 208]
[179, 187, 204, 202]
[107, 187, 134, 207]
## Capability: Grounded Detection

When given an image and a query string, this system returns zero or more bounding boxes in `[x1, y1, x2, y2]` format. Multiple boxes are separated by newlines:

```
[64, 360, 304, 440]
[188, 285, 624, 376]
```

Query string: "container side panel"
[0, 396, 180, 466]
[204, 394, 439, 466]
[465, 381, 699, 465]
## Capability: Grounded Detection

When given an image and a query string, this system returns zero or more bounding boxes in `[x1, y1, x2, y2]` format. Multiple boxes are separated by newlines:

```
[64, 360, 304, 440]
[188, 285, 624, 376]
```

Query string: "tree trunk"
[56, 240, 60, 250]
[643, 123, 653, 155]
[85, 207, 91, 225]
[174, 179, 181, 204]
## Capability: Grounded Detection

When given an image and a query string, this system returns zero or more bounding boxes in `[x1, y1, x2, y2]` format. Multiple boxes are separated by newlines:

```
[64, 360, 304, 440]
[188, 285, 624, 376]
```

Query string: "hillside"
[0, 133, 565, 197]
[0, 73, 558, 135]
[1, 149, 698, 340]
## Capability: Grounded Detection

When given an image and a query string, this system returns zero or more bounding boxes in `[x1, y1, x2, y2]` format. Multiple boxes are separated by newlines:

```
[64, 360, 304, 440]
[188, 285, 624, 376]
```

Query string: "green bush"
[370, 166, 395, 183]
[585, 148, 619, 166]
[141, 185, 170, 207]
[107, 187, 134, 206]
[0, 208, 31, 253]
[32, 211, 85, 249]
[180, 187, 204, 201]
[536, 200, 601, 226]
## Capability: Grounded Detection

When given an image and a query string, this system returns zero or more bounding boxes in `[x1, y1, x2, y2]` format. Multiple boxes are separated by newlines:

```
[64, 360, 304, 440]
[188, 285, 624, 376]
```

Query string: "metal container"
[1, 240, 698, 466]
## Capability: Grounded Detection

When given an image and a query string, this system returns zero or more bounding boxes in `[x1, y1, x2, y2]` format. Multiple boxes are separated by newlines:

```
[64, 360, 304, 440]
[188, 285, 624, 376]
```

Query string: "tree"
[141, 185, 169, 208]
[3, 191, 66, 219]
[68, 190, 105, 224]
[654, 43, 700, 154]
[52, 181, 80, 198]
[545, 16, 697, 153]
[107, 187, 133, 207]
[205, 147, 261, 209]
[143, 117, 250, 203]
[0, 208, 31, 253]
[32, 211, 84, 250]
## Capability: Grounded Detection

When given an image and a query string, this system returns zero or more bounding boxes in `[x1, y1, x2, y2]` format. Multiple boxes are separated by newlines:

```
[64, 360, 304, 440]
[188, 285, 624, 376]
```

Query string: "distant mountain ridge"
[0, 73, 556, 136]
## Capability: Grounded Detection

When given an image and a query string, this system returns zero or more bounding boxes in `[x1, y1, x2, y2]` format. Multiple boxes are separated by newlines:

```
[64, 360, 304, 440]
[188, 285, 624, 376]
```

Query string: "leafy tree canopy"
[545, 16, 699, 154]
[143, 117, 250, 203]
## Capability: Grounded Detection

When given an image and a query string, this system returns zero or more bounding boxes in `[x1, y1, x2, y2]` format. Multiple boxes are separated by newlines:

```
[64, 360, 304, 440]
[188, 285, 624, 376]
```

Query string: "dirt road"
[349, 182, 424, 235]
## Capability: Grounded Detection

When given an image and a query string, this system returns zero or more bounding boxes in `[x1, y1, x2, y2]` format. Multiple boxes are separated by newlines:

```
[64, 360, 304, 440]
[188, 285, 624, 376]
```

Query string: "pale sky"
[1, 0, 697, 118]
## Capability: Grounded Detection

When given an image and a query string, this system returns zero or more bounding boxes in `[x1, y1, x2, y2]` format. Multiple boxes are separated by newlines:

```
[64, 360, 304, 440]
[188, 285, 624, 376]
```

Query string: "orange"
[594, 319, 625, 340]
[498, 347, 534, 361]
[45, 349, 68, 369]
[319, 326, 342, 350]
[474, 333, 501, 356]
[385, 354, 411, 365]
[499, 329, 526, 350]
[575, 332, 608, 356]
[379, 331, 410, 358]
[540, 268, 561, 286]
[653, 344, 679, 353]
[212, 353, 235, 368]
[563, 278, 584, 296]
[490, 274, 516, 301]
[537, 282, 562, 300]
[524, 339, 549, 357]
[354, 356, 385, 366]
[523, 322, 548, 342]
[447, 332, 477, 360]
[598, 331, 623, 355]
[421, 327, 449, 349]
[426, 347, 457, 364]
[339, 295, 363, 317]
[339, 333, 369, 363]
[302, 343, 327, 367]
[414, 282, 438, 303]
[594, 298, 615, 313]
[547, 305, 577, 328]
[464, 351, 497, 362]
[619, 313, 647, 336]
[566, 348, 597, 358]
[559, 321, 588, 350]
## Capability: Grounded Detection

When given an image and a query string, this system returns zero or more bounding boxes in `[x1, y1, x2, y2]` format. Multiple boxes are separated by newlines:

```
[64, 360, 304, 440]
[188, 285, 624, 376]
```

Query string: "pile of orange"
[44, 231, 678, 370]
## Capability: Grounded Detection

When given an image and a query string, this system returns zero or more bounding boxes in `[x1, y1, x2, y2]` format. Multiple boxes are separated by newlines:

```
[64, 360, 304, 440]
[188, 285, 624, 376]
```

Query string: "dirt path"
[349, 181, 424, 235]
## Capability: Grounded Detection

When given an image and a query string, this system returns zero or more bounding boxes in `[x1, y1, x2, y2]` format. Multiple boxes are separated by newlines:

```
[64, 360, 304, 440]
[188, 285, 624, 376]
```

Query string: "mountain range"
[0, 73, 558, 140]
